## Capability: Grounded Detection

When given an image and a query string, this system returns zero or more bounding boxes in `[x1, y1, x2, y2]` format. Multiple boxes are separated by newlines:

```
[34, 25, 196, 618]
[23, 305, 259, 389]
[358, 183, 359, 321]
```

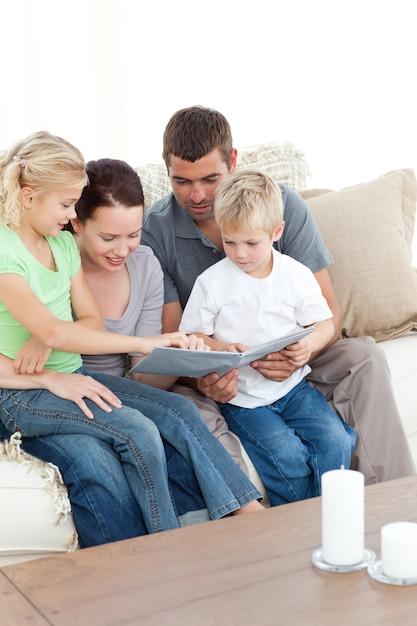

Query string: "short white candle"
[321, 467, 364, 566]
[381, 522, 417, 579]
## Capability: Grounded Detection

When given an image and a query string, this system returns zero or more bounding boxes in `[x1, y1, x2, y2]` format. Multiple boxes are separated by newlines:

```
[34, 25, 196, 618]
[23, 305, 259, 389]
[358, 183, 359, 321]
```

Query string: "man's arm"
[162, 301, 183, 333]
[313, 267, 342, 348]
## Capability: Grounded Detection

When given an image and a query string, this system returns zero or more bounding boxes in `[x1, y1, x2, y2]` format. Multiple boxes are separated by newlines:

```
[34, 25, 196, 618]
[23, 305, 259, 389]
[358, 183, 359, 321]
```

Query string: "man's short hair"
[163, 106, 233, 166]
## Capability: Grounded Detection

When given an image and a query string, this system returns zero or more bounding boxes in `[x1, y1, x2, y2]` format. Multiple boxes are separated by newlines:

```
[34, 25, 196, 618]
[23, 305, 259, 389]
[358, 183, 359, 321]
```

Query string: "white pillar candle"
[381, 522, 417, 579]
[321, 467, 364, 566]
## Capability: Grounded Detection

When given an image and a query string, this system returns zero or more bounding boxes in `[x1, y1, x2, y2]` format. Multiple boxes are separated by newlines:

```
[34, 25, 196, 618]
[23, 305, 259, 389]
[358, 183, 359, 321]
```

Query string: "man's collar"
[172, 195, 202, 239]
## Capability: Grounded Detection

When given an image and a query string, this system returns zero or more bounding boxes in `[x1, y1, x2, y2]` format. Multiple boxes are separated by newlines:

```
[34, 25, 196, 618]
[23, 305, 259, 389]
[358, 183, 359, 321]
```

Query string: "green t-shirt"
[0, 226, 83, 373]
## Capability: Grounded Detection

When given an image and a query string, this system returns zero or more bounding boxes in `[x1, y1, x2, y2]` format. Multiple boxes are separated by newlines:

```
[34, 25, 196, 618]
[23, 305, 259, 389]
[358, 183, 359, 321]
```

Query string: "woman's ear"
[70, 216, 82, 232]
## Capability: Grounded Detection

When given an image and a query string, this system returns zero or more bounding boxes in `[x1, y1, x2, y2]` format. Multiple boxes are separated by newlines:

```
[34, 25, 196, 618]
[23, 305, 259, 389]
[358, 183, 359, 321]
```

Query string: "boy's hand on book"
[251, 349, 299, 382]
[280, 338, 311, 367]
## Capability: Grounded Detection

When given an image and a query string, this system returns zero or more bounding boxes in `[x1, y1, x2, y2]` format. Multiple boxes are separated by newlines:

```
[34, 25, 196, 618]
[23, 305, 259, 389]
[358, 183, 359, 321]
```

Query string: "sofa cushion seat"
[378, 333, 417, 467]
[0, 433, 78, 566]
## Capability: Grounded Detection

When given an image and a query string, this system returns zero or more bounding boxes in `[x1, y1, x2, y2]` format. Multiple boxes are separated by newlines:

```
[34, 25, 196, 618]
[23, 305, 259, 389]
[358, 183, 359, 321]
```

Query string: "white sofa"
[2, 141, 417, 567]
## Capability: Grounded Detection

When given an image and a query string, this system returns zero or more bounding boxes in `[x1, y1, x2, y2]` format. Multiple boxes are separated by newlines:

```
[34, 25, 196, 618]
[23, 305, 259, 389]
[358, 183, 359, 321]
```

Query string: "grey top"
[141, 183, 333, 309]
[82, 245, 163, 377]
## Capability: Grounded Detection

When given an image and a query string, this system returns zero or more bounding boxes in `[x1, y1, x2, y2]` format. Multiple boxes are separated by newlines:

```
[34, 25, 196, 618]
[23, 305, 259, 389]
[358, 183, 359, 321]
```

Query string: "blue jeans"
[218, 380, 356, 506]
[0, 372, 260, 541]
[0, 421, 207, 546]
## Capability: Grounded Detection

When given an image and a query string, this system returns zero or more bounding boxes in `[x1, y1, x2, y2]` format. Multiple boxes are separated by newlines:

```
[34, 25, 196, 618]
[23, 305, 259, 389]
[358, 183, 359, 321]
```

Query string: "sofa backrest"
[136, 141, 309, 209]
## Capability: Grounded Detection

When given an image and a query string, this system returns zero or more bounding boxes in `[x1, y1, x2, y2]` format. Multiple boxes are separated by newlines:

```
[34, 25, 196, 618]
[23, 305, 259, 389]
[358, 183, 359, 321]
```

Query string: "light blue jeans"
[0, 371, 260, 542]
[218, 379, 356, 506]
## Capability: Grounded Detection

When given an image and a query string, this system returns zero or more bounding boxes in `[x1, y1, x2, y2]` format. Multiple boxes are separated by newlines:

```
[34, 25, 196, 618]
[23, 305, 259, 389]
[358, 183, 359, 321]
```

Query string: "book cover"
[130, 327, 315, 378]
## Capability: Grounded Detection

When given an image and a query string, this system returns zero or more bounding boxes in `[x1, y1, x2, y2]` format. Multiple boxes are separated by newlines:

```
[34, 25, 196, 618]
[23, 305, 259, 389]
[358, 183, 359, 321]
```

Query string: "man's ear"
[229, 148, 238, 173]
[19, 186, 34, 208]
[273, 220, 285, 242]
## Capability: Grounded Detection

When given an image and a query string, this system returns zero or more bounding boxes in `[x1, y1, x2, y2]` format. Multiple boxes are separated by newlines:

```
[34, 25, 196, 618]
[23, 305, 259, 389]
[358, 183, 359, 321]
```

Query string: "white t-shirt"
[180, 249, 332, 408]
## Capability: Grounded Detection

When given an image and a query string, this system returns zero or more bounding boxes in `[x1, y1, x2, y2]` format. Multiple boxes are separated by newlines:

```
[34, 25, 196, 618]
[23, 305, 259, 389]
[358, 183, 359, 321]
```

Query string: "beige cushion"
[138, 141, 309, 209]
[302, 169, 417, 341]
[0, 433, 78, 565]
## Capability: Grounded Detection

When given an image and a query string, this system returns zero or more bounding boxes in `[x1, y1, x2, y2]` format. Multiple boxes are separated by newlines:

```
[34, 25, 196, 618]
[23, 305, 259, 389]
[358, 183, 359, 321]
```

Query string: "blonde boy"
[180, 169, 356, 506]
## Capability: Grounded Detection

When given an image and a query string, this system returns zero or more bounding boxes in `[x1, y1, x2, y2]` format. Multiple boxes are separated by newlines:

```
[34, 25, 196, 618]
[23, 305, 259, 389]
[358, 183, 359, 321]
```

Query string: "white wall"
[1, 0, 416, 194]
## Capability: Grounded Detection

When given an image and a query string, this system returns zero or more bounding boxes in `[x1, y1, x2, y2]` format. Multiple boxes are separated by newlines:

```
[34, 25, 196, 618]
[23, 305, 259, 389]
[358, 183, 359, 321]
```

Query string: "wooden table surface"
[2, 476, 417, 626]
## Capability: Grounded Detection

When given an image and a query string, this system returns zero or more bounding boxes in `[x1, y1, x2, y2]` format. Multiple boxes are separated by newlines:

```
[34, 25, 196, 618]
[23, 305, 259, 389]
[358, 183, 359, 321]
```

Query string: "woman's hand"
[45, 370, 122, 419]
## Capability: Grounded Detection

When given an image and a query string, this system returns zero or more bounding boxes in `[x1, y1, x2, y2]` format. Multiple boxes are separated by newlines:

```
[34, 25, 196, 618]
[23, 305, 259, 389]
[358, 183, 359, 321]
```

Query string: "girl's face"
[73, 204, 143, 273]
[21, 188, 82, 237]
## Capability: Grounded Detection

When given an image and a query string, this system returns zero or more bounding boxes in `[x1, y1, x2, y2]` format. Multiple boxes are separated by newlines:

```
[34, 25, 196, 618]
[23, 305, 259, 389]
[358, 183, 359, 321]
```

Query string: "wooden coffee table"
[2, 476, 417, 625]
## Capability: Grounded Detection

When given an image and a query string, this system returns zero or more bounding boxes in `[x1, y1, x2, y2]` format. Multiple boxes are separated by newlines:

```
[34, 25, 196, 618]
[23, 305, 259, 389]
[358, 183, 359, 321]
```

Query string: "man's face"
[167, 148, 237, 222]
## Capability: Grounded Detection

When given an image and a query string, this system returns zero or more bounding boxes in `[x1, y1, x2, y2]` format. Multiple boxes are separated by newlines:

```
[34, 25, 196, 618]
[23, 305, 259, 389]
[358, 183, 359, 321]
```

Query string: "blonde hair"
[214, 169, 283, 236]
[0, 131, 87, 227]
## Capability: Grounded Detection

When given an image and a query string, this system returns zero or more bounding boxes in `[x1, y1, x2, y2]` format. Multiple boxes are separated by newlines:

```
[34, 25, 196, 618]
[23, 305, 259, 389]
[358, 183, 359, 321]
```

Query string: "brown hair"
[71, 159, 144, 230]
[162, 106, 233, 167]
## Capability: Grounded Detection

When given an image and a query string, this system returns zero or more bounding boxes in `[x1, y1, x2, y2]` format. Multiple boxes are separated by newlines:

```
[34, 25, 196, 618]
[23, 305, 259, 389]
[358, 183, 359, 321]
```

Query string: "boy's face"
[167, 148, 237, 223]
[221, 223, 284, 278]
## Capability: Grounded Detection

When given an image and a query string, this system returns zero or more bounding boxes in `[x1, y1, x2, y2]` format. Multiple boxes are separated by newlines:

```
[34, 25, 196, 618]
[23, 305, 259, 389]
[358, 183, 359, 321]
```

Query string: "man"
[141, 105, 415, 485]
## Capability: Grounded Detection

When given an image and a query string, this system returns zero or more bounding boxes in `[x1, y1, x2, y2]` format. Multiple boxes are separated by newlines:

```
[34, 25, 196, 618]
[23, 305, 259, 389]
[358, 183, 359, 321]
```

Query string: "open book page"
[130, 327, 315, 378]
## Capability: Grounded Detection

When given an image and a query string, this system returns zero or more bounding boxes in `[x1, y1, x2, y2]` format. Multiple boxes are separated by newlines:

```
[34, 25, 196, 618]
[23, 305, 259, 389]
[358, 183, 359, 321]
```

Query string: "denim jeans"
[0, 421, 208, 547]
[218, 379, 356, 506]
[0, 372, 260, 541]
[90, 373, 261, 518]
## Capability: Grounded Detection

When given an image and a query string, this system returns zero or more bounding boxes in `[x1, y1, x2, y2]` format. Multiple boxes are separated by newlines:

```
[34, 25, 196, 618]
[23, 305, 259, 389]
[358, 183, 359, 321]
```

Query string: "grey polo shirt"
[141, 183, 333, 309]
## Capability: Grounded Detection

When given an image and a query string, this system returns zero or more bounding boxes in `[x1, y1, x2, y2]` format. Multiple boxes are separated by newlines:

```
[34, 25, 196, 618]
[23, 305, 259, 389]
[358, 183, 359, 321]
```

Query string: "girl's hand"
[13, 337, 52, 374]
[186, 334, 211, 351]
[226, 342, 249, 354]
[138, 332, 208, 354]
[46, 371, 122, 419]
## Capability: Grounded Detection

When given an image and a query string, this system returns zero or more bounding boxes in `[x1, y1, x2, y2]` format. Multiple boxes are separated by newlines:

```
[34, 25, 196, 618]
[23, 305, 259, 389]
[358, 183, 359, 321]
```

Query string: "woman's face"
[73, 204, 143, 273]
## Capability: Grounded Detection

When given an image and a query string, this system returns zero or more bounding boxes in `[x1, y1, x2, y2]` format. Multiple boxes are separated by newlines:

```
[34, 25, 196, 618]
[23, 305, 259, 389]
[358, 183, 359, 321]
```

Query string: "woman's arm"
[130, 357, 177, 390]
[0, 353, 122, 419]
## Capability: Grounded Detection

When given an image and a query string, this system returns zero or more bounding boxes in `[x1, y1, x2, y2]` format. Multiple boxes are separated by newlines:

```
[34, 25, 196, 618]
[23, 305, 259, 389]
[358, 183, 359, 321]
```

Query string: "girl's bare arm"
[0, 270, 192, 374]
